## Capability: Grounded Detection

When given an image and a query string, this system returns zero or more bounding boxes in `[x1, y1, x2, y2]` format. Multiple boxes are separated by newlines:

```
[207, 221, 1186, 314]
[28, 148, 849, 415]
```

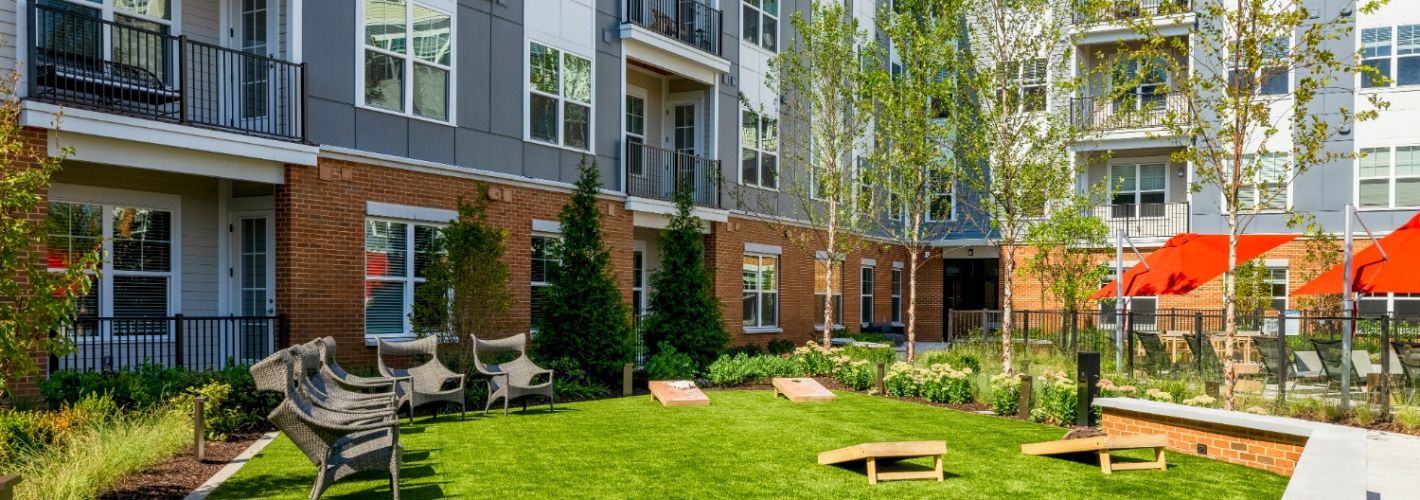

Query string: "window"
[855, 156, 872, 215]
[626, 93, 647, 177]
[1001, 58, 1047, 112]
[860, 266, 874, 325]
[890, 267, 903, 324]
[741, 106, 779, 189]
[360, 0, 454, 121]
[1098, 267, 1156, 329]
[40, 0, 175, 84]
[365, 220, 439, 338]
[530, 234, 559, 331]
[1362, 25, 1420, 88]
[49, 201, 174, 337]
[814, 259, 844, 328]
[632, 250, 645, 318]
[927, 170, 954, 221]
[1239, 153, 1291, 210]
[529, 41, 592, 150]
[1359, 146, 1420, 209]
[1113, 57, 1168, 110]
[743, 254, 779, 329]
[1109, 163, 1166, 217]
[1266, 266, 1288, 312]
[743, 0, 778, 51]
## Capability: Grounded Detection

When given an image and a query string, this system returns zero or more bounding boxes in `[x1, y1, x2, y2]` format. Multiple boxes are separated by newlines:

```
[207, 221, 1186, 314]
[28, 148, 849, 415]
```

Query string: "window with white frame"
[927, 170, 953, 221]
[854, 156, 872, 215]
[529, 41, 592, 150]
[742, 0, 778, 51]
[39, 0, 175, 83]
[1230, 37, 1289, 96]
[814, 259, 844, 328]
[1113, 56, 1168, 110]
[890, 267, 903, 324]
[48, 201, 174, 337]
[1266, 266, 1288, 312]
[743, 253, 779, 329]
[1359, 146, 1420, 209]
[365, 219, 439, 338]
[1109, 163, 1166, 217]
[741, 106, 779, 189]
[530, 234, 559, 331]
[1360, 293, 1420, 318]
[360, 0, 455, 121]
[1001, 58, 1046, 113]
[1362, 25, 1420, 88]
[860, 266, 874, 325]
[1238, 153, 1291, 210]
[626, 93, 647, 176]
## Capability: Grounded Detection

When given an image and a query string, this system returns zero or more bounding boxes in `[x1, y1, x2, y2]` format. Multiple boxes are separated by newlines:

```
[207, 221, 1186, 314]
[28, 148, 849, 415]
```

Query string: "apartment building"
[9, 0, 979, 391]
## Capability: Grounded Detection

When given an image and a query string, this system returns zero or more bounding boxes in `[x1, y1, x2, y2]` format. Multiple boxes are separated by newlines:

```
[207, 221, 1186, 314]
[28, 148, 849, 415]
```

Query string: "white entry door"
[226, 0, 279, 131]
[229, 211, 276, 364]
[665, 94, 702, 196]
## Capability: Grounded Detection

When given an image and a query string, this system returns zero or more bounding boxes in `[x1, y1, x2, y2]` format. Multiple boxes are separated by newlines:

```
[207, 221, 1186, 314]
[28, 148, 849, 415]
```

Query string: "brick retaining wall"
[1101, 407, 1307, 476]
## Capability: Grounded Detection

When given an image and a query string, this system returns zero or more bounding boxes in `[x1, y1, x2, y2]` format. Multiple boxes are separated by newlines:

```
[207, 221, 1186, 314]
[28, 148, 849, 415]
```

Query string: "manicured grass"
[211, 391, 1287, 499]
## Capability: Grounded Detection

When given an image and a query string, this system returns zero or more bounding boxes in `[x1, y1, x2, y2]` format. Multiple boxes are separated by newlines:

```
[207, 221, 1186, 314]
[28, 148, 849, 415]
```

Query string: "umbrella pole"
[1116, 230, 1126, 371]
[1341, 204, 1354, 411]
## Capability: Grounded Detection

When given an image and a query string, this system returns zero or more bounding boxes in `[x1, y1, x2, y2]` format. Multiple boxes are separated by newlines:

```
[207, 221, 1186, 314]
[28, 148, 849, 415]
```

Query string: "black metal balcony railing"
[624, 0, 723, 56]
[1073, 0, 1192, 24]
[1094, 202, 1189, 239]
[1070, 92, 1186, 131]
[625, 140, 722, 209]
[28, 3, 306, 142]
[50, 314, 289, 373]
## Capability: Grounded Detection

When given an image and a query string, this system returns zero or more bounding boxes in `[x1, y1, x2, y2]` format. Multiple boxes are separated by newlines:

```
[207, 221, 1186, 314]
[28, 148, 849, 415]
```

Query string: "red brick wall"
[1101, 408, 1306, 476]
[7, 128, 59, 403]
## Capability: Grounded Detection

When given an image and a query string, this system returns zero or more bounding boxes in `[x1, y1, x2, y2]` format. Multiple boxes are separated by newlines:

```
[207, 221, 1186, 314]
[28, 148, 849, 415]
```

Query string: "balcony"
[624, 141, 722, 209]
[1073, 0, 1192, 24]
[27, 3, 305, 142]
[1095, 202, 1189, 240]
[1070, 92, 1185, 132]
[623, 0, 723, 57]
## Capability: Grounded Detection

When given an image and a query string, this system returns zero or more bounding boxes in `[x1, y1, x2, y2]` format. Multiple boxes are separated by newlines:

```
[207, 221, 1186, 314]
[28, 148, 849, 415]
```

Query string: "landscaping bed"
[98, 432, 263, 499]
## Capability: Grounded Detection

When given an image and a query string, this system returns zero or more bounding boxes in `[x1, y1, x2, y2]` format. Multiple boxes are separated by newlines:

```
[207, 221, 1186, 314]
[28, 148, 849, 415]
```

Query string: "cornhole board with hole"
[818, 441, 946, 485]
[1021, 434, 1168, 475]
[772, 377, 836, 402]
[648, 380, 710, 407]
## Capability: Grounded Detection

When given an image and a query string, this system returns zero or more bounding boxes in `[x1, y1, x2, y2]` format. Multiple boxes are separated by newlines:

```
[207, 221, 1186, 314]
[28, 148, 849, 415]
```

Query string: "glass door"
[231, 212, 276, 365]
[668, 97, 699, 196]
[228, 0, 277, 130]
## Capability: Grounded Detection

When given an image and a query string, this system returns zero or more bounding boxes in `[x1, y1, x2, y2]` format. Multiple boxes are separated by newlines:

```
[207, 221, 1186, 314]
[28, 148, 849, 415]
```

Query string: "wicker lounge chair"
[376, 337, 466, 420]
[252, 348, 395, 421]
[294, 343, 398, 412]
[471, 333, 555, 415]
[314, 337, 413, 421]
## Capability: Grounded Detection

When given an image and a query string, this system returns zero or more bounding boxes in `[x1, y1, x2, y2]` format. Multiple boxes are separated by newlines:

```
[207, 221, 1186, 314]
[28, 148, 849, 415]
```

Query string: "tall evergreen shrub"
[640, 189, 727, 370]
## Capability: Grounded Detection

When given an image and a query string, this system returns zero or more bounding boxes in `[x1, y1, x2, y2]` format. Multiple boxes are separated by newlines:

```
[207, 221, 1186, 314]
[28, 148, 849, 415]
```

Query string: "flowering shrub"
[1182, 395, 1216, 407]
[989, 374, 1021, 416]
[833, 358, 876, 390]
[789, 342, 835, 376]
[883, 362, 920, 397]
[1144, 388, 1174, 403]
[1031, 370, 1077, 426]
[920, 364, 975, 404]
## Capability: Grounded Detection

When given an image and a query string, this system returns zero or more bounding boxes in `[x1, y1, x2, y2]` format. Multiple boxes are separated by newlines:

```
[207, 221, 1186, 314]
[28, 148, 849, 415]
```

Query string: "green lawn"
[211, 391, 1287, 499]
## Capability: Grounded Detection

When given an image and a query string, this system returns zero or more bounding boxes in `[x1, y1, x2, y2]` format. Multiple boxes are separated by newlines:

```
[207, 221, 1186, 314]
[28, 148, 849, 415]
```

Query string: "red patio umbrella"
[1091, 233, 1299, 299]
[1291, 211, 1420, 296]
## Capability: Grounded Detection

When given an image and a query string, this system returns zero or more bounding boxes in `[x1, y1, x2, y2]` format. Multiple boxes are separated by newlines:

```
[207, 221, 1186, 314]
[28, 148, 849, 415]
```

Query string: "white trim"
[744, 242, 782, 255]
[354, 0, 458, 124]
[1264, 258, 1289, 267]
[49, 132, 287, 185]
[366, 201, 458, 223]
[861, 257, 877, 267]
[532, 219, 563, 234]
[21, 101, 318, 166]
[525, 38, 596, 152]
[618, 26, 732, 80]
[290, 0, 303, 63]
[624, 197, 730, 223]
[318, 145, 627, 198]
[744, 326, 784, 335]
[892, 260, 904, 269]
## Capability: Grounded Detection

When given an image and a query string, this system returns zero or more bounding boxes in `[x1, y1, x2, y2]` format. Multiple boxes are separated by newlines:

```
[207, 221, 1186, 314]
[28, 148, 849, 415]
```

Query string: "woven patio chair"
[315, 337, 413, 422]
[252, 348, 395, 422]
[471, 333, 555, 415]
[263, 350, 403, 500]
[376, 336, 466, 421]
[1131, 331, 1171, 376]
[294, 343, 398, 412]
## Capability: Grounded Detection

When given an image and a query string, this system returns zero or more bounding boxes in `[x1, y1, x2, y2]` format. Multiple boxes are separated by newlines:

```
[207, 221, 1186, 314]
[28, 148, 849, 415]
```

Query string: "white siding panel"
[525, 0, 595, 57]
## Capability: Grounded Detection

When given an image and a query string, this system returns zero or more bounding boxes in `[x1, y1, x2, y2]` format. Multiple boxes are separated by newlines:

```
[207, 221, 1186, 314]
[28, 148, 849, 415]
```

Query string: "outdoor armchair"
[296, 343, 398, 411]
[252, 348, 396, 422]
[315, 337, 413, 422]
[1131, 331, 1171, 376]
[1393, 342, 1420, 396]
[471, 333, 555, 415]
[376, 336, 466, 421]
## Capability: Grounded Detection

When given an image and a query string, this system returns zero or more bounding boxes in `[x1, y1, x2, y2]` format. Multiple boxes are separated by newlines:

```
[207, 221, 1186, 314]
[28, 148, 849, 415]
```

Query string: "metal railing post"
[1194, 311, 1204, 373]
[1127, 310, 1136, 376]
[178, 35, 188, 124]
[300, 62, 310, 143]
[173, 314, 185, 368]
[1277, 310, 1288, 404]
[1381, 314, 1392, 421]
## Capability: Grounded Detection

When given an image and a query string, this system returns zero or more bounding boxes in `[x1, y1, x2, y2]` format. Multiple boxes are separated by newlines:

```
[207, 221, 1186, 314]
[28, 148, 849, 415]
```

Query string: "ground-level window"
[1098, 267, 1156, 329]
[49, 201, 174, 337]
[891, 267, 903, 324]
[860, 266, 874, 325]
[530, 234, 559, 332]
[743, 253, 779, 329]
[365, 219, 439, 339]
[814, 259, 844, 328]
[1267, 266, 1288, 312]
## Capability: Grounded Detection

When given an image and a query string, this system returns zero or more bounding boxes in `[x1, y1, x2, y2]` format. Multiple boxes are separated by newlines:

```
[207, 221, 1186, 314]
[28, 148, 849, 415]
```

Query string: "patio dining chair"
[1311, 339, 1365, 397]
[471, 333, 555, 415]
[1182, 333, 1224, 375]
[1392, 342, 1420, 398]
[377, 336, 466, 421]
[1131, 331, 1171, 376]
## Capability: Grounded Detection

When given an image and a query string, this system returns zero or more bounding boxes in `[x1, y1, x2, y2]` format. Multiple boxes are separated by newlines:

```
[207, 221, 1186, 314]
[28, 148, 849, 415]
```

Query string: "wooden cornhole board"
[772, 377, 836, 402]
[648, 380, 710, 407]
[818, 441, 946, 484]
[1021, 434, 1168, 475]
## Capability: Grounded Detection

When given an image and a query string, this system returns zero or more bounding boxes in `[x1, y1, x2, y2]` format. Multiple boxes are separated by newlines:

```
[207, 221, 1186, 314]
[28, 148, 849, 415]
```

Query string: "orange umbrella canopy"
[1292, 212, 1420, 296]
[1091, 233, 1299, 299]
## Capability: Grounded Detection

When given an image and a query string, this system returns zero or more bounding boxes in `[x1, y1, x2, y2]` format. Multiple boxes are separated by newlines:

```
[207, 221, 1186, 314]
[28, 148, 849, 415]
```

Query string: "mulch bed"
[99, 432, 264, 500]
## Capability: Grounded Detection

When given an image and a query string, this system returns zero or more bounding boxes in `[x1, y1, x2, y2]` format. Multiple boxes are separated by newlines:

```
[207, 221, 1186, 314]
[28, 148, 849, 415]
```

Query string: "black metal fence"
[625, 140, 722, 209]
[1069, 92, 1186, 131]
[50, 314, 289, 373]
[624, 0, 723, 56]
[1073, 0, 1192, 24]
[29, 3, 306, 142]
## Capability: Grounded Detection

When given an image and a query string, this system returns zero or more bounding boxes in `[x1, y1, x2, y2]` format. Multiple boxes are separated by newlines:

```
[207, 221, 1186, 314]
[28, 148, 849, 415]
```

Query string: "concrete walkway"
[1366, 430, 1420, 499]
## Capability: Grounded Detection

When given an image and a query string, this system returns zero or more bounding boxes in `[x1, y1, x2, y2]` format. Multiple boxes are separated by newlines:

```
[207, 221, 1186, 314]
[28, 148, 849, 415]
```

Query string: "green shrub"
[847, 331, 886, 343]
[705, 354, 801, 387]
[989, 374, 1020, 416]
[10, 404, 191, 500]
[646, 343, 697, 380]
[539, 357, 613, 401]
[723, 344, 764, 357]
[833, 360, 875, 391]
[919, 365, 975, 404]
[38, 363, 279, 437]
[766, 339, 796, 355]
[883, 363, 919, 397]
[839, 345, 896, 366]
[788, 342, 835, 376]
[1031, 370, 1077, 425]
[921, 351, 982, 373]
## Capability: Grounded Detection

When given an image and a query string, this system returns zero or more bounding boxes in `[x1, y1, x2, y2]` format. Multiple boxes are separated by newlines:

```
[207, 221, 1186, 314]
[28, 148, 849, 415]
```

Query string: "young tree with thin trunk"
[864, 0, 965, 362]
[953, 0, 1089, 375]
[1023, 194, 1111, 314]
[1102, 0, 1386, 409]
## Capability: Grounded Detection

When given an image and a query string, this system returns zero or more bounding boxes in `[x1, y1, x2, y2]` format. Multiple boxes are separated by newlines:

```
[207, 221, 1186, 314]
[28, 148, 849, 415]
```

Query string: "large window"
[365, 219, 439, 338]
[743, 253, 779, 329]
[1238, 153, 1291, 210]
[860, 266, 875, 325]
[927, 170, 954, 221]
[49, 201, 174, 337]
[814, 259, 844, 328]
[530, 234, 559, 332]
[1001, 58, 1047, 113]
[1358, 146, 1420, 209]
[742, 0, 778, 51]
[1267, 266, 1288, 312]
[1362, 25, 1420, 88]
[1231, 37, 1290, 96]
[741, 106, 779, 189]
[1109, 163, 1166, 217]
[40, 0, 175, 84]
[361, 0, 455, 121]
[529, 42, 592, 150]
[891, 267, 903, 324]
[1114, 57, 1168, 110]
